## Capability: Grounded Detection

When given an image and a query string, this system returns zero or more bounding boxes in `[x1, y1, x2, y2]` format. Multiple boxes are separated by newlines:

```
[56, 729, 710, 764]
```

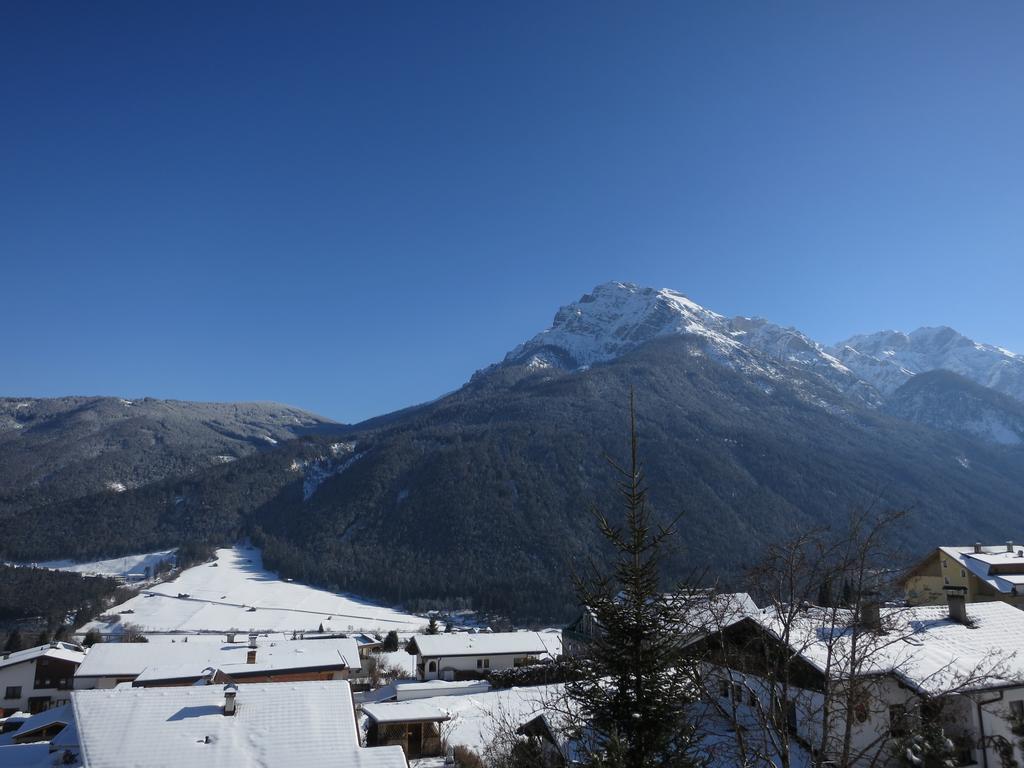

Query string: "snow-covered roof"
[741, 600, 1024, 695]
[362, 700, 450, 724]
[73, 679, 407, 768]
[0, 743, 51, 768]
[407, 631, 549, 658]
[0, 642, 85, 671]
[937, 544, 1024, 594]
[76, 638, 359, 681]
[0, 704, 72, 747]
[396, 680, 490, 695]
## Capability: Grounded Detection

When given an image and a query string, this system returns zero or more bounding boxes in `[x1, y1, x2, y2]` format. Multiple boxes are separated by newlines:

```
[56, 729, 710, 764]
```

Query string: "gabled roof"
[709, 600, 1024, 695]
[0, 642, 85, 671]
[939, 545, 1024, 594]
[406, 631, 549, 658]
[73, 679, 407, 768]
[76, 637, 360, 681]
[0, 704, 72, 746]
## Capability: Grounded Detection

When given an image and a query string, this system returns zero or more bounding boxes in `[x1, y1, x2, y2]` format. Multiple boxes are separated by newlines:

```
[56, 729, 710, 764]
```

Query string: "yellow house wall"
[905, 550, 1024, 609]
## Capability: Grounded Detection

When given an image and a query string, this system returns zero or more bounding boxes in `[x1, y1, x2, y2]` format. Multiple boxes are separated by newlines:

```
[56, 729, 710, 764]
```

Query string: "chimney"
[974, 542, 983, 554]
[223, 683, 238, 716]
[226, 632, 236, 644]
[248, 632, 258, 649]
[859, 593, 881, 632]
[944, 586, 969, 624]
[1008, 541, 1016, 553]
[246, 649, 257, 664]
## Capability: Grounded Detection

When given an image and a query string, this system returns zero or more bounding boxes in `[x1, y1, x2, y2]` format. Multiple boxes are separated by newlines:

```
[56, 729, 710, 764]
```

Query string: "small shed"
[362, 700, 450, 759]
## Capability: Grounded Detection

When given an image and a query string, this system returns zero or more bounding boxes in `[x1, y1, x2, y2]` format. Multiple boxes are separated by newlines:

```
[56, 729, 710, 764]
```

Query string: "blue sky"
[2, 2, 1022, 422]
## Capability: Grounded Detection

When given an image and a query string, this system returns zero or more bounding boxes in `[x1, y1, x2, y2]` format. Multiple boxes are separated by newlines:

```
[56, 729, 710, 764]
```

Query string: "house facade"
[405, 632, 550, 681]
[0, 643, 86, 716]
[903, 541, 1024, 608]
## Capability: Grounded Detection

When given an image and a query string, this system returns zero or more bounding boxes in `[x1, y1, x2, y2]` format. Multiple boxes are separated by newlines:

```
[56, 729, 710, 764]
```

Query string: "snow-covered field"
[78, 546, 427, 636]
[29, 549, 176, 579]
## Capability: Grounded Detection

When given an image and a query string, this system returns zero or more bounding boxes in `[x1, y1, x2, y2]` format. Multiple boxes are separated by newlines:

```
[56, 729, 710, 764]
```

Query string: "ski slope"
[80, 545, 427, 636]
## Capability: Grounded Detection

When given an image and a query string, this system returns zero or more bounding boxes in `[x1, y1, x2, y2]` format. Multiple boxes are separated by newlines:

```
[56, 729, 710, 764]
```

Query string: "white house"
[72, 679, 408, 768]
[74, 635, 360, 689]
[405, 632, 551, 681]
[690, 594, 1024, 767]
[0, 642, 86, 715]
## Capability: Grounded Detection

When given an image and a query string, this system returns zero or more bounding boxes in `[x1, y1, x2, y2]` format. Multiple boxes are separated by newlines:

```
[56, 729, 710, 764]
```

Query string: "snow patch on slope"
[292, 442, 367, 501]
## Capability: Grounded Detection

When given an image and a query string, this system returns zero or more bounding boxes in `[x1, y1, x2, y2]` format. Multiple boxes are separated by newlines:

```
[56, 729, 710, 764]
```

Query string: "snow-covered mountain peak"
[503, 282, 735, 370]
[500, 282, 878, 406]
[831, 326, 1024, 400]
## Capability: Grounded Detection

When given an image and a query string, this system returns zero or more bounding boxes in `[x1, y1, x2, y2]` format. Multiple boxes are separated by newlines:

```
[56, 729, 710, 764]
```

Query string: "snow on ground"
[27, 549, 176, 579]
[77, 545, 427, 637]
[376, 649, 417, 677]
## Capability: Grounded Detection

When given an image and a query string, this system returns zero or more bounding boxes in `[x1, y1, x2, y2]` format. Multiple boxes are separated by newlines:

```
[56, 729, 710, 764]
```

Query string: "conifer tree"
[3, 628, 24, 652]
[567, 392, 700, 768]
[426, 616, 440, 635]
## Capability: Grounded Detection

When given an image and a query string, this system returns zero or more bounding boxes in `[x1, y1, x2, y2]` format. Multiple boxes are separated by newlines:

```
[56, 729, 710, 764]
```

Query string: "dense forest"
[0, 565, 124, 647]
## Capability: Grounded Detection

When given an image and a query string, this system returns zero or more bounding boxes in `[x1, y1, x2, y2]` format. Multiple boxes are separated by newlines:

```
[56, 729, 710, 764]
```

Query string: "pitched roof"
[0, 704, 73, 747]
[73, 679, 407, 768]
[0, 642, 85, 671]
[938, 544, 1024, 593]
[737, 600, 1024, 695]
[407, 631, 549, 658]
[76, 638, 360, 681]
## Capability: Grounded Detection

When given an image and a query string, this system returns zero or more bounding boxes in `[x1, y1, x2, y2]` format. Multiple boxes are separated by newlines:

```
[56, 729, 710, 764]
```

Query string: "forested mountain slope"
[4, 284, 1024, 622]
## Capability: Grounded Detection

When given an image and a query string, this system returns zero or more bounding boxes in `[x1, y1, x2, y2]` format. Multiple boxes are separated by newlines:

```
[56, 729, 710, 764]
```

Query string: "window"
[1011, 700, 1024, 721]
[476, 658, 490, 669]
[943, 559, 948, 569]
[427, 661, 437, 673]
[961, 569, 967, 578]
[718, 680, 730, 698]
[4, 686, 22, 700]
[889, 704, 907, 737]
[944, 577, 950, 585]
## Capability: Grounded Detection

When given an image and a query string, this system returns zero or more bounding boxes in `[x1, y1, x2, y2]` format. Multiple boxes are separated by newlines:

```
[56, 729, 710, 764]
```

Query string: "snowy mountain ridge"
[830, 327, 1024, 401]
[500, 281, 1024, 412]
[502, 282, 872, 403]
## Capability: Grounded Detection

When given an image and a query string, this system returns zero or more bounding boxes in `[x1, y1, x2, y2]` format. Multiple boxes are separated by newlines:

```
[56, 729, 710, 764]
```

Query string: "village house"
[689, 592, 1024, 767]
[405, 631, 551, 681]
[362, 700, 450, 759]
[0, 642, 86, 715]
[902, 541, 1024, 608]
[73, 634, 360, 689]
[71, 679, 409, 768]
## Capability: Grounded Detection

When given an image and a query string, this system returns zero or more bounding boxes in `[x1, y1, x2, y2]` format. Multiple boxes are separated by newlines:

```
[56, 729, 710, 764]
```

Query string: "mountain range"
[3, 282, 1023, 622]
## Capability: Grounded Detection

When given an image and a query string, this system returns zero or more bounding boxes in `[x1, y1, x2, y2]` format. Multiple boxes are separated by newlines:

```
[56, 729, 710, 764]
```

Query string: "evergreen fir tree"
[426, 616, 440, 635]
[817, 577, 833, 607]
[382, 630, 399, 652]
[82, 628, 103, 647]
[3, 628, 25, 652]
[567, 392, 700, 768]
